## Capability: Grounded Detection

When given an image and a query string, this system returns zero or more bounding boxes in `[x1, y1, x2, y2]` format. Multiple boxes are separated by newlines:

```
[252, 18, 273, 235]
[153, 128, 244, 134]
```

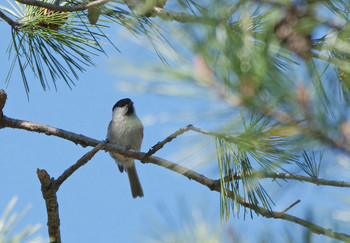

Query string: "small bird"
[107, 98, 144, 198]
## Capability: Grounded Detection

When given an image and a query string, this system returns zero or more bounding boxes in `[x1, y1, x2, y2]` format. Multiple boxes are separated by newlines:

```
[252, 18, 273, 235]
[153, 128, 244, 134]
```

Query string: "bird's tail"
[127, 165, 144, 198]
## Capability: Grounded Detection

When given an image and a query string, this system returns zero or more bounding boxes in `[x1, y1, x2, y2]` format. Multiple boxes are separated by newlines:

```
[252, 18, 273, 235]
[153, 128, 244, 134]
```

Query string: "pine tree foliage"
[0, 0, 166, 94]
[1, 0, 350, 240]
[216, 114, 301, 220]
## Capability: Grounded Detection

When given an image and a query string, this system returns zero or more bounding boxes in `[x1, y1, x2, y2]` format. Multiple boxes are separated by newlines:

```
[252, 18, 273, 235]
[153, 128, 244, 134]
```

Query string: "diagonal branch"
[54, 141, 105, 190]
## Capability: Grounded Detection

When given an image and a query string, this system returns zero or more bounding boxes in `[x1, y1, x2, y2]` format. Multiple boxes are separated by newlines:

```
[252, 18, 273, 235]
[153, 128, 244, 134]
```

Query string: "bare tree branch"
[37, 169, 61, 243]
[2, 113, 349, 189]
[1, 111, 349, 189]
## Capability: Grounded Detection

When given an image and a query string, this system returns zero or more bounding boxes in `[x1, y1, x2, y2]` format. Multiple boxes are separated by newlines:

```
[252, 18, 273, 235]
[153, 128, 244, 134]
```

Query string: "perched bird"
[107, 98, 144, 198]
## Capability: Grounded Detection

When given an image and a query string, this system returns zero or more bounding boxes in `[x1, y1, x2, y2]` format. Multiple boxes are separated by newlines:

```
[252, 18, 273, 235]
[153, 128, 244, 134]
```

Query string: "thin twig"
[275, 199, 301, 217]
[37, 169, 61, 243]
[147, 124, 193, 156]
[0, 10, 21, 29]
[54, 142, 105, 190]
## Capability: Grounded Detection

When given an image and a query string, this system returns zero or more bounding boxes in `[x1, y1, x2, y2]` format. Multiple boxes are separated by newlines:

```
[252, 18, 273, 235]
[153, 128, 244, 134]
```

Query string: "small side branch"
[147, 124, 193, 156]
[54, 142, 105, 189]
[37, 169, 61, 243]
[275, 199, 301, 217]
[147, 124, 220, 156]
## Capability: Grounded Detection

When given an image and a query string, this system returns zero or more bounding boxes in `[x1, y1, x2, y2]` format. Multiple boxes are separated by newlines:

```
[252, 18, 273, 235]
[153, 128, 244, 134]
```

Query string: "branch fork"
[36, 142, 105, 243]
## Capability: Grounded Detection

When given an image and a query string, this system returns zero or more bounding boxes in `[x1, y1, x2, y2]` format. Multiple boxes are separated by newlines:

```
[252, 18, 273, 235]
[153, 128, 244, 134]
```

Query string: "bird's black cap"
[112, 98, 134, 115]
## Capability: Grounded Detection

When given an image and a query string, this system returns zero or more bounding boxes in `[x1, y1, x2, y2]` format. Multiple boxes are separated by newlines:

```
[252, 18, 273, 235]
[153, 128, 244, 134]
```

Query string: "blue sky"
[1, 4, 350, 243]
